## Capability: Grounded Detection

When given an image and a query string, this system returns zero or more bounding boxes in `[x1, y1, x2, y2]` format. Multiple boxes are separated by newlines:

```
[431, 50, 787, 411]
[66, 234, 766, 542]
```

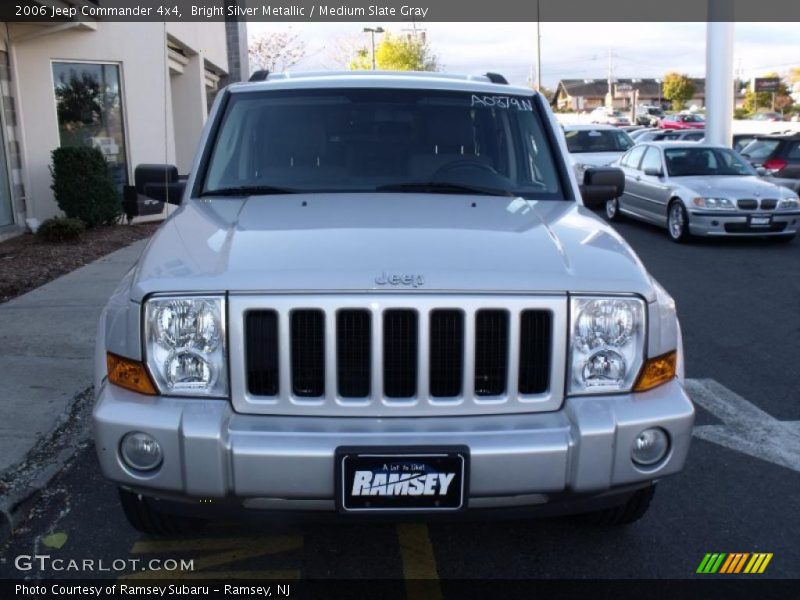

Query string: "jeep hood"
[132, 194, 655, 301]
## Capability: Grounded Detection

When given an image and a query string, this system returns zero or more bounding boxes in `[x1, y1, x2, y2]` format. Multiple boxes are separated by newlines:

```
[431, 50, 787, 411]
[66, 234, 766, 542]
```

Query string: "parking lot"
[1, 218, 798, 585]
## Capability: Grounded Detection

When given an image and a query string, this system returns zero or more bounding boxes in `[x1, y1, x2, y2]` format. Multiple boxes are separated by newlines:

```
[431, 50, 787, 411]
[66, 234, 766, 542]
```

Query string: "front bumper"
[93, 379, 694, 510]
[688, 210, 800, 236]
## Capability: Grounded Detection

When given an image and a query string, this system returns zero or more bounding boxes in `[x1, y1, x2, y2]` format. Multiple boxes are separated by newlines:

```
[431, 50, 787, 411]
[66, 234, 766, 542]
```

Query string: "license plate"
[336, 448, 468, 512]
[750, 215, 772, 227]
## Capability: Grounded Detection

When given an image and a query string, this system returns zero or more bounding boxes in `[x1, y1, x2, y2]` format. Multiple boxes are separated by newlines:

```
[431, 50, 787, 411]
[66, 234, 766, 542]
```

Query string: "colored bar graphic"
[699, 552, 772, 574]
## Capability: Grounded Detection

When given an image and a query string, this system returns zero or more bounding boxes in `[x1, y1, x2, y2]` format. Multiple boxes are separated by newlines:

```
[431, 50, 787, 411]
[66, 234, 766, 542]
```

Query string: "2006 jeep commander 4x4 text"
[93, 71, 695, 533]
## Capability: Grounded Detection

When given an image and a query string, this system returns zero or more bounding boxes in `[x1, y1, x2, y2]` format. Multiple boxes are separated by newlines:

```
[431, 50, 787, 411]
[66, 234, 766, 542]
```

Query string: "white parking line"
[686, 378, 800, 473]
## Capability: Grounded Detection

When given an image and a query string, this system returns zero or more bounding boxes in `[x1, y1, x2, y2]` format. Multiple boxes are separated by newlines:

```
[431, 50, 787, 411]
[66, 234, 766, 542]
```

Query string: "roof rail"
[249, 70, 270, 82]
[485, 72, 508, 84]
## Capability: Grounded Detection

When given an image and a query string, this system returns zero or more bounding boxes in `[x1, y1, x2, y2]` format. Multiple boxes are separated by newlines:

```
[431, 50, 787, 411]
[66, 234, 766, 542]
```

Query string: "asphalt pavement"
[0, 217, 798, 585]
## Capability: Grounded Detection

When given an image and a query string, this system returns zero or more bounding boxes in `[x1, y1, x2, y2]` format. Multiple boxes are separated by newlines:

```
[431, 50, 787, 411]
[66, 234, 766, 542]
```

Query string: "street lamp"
[363, 27, 385, 70]
[656, 78, 662, 108]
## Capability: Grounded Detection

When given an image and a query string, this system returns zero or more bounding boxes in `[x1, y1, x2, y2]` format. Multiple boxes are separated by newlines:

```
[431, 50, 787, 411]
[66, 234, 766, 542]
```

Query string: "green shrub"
[50, 146, 121, 227]
[733, 108, 750, 120]
[36, 217, 85, 242]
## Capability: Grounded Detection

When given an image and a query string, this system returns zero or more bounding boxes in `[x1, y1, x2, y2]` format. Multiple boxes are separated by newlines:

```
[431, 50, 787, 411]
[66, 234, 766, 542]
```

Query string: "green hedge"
[50, 146, 122, 227]
[36, 217, 85, 242]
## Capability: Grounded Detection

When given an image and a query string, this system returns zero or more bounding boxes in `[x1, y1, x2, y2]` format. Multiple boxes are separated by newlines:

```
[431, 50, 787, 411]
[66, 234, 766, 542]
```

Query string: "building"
[552, 77, 745, 112]
[0, 17, 248, 241]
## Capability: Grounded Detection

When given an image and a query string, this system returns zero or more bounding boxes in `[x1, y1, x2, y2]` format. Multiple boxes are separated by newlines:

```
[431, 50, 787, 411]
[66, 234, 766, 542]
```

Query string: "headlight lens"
[778, 198, 799, 210]
[144, 296, 227, 397]
[569, 297, 646, 395]
[692, 197, 734, 210]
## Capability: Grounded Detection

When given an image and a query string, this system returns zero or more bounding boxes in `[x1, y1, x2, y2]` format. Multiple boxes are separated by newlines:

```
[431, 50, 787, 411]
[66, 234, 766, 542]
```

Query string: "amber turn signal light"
[107, 352, 157, 395]
[634, 350, 677, 392]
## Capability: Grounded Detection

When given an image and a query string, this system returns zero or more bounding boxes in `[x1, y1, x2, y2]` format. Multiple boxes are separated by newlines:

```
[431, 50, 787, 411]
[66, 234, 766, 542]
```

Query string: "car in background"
[629, 127, 659, 142]
[632, 129, 704, 144]
[607, 142, 799, 242]
[635, 105, 665, 126]
[563, 124, 635, 180]
[740, 133, 800, 193]
[659, 114, 705, 130]
[589, 106, 631, 126]
[620, 125, 645, 134]
[750, 112, 785, 122]
[732, 134, 760, 153]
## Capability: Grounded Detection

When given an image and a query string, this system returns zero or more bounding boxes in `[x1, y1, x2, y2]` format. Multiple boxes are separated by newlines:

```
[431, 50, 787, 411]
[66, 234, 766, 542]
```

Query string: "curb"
[0, 387, 94, 547]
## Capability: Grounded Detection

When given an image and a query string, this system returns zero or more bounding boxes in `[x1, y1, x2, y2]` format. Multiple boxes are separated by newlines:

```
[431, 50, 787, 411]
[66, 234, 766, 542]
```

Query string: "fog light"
[631, 428, 669, 466]
[120, 432, 163, 471]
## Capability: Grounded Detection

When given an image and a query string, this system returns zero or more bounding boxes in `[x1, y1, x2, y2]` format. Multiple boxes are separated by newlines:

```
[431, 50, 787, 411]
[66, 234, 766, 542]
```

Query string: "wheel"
[605, 197, 622, 221]
[118, 488, 206, 536]
[667, 200, 691, 243]
[577, 485, 656, 526]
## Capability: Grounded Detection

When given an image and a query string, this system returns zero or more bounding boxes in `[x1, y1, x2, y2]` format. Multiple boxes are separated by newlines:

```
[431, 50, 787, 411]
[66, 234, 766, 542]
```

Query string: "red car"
[659, 113, 705, 129]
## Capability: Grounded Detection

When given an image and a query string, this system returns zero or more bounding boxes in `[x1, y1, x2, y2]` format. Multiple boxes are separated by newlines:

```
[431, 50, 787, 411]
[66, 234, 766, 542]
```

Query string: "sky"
[247, 22, 800, 89]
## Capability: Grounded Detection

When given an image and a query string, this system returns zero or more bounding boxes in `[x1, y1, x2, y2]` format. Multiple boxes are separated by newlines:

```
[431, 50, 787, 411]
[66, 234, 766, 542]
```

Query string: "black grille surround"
[337, 309, 371, 398]
[383, 310, 419, 398]
[245, 310, 280, 396]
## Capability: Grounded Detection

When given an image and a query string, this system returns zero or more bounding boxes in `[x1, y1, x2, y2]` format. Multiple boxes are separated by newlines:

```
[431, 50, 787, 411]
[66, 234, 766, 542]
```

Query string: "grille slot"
[429, 310, 464, 397]
[760, 198, 777, 210]
[518, 310, 551, 394]
[383, 310, 418, 398]
[337, 310, 371, 398]
[246, 310, 279, 396]
[291, 309, 325, 397]
[474, 309, 509, 396]
[737, 199, 757, 210]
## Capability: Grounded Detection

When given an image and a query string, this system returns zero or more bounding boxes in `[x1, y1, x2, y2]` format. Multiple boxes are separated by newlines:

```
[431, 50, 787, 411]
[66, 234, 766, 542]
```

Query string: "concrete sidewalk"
[0, 239, 148, 478]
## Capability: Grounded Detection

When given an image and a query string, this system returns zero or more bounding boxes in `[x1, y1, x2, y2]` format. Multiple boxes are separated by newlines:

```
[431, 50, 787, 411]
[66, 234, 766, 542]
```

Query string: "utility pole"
[363, 27, 384, 70]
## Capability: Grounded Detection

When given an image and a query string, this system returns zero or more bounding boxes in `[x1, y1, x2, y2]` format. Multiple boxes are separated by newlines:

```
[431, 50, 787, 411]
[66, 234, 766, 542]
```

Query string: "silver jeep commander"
[93, 71, 695, 534]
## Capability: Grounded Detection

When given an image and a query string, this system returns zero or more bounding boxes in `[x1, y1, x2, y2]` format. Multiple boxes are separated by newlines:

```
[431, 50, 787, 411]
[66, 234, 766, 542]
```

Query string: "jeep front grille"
[234, 295, 566, 417]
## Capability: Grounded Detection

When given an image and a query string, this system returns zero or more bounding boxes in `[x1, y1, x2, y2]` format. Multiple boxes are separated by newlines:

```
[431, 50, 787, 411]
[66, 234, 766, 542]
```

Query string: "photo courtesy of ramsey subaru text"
[93, 71, 694, 534]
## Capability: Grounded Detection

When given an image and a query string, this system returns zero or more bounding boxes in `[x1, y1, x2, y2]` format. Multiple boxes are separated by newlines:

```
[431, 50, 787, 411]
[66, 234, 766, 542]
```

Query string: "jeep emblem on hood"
[375, 271, 425, 288]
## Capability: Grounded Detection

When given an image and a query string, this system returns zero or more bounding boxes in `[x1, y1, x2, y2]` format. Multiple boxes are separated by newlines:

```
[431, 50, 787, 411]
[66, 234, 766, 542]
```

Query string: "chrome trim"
[228, 294, 566, 417]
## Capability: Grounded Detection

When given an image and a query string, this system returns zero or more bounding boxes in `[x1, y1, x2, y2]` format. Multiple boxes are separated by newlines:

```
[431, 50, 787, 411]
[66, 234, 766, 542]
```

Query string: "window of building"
[52, 62, 128, 193]
[0, 95, 12, 228]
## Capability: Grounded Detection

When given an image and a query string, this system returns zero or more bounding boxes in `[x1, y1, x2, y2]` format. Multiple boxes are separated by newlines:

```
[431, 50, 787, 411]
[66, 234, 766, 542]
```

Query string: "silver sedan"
[607, 142, 800, 242]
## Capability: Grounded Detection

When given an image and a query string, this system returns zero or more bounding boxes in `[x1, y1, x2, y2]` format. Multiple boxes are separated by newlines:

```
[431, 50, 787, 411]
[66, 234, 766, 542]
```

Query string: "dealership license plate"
[337, 448, 468, 512]
[750, 215, 772, 227]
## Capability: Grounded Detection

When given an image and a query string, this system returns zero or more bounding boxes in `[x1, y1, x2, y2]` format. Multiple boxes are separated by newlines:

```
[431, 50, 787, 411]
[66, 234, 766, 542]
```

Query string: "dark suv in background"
[741, 133, 800, 193]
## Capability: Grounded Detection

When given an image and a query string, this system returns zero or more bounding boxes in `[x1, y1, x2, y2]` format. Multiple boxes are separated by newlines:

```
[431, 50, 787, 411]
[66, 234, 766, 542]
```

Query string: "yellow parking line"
[396, 523, 441, 600]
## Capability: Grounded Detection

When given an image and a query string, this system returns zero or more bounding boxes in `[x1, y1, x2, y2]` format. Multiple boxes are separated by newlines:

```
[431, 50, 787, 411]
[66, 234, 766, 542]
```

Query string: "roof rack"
[485, 72, 508, 84]
[249, 70, 270, 82]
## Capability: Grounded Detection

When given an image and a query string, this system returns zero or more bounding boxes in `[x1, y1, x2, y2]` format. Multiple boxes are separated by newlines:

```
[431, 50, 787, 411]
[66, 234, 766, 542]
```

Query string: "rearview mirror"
[135, 164, 185, 206]
[579, 167, 626, 209]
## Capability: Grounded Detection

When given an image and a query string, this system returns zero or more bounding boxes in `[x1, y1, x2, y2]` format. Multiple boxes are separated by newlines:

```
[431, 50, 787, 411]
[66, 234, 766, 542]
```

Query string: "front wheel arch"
[667, 197, 691, 243]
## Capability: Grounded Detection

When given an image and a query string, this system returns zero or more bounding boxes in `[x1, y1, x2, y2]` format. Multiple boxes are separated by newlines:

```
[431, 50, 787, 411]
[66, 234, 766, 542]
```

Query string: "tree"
[743, 72, 791, 114]
[249, 29, 307, 73]
[349, 32, 438, 72]
[661, 72, 695, 111]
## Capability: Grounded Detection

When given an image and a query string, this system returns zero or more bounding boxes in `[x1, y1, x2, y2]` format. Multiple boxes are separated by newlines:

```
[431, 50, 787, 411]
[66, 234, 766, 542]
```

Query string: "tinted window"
[640, 147, 662, 172]
[564, 129, 634, 153]
[665, 148, 756, 177]
[203, 88, 564, 199]
[787, 142, 800, 160]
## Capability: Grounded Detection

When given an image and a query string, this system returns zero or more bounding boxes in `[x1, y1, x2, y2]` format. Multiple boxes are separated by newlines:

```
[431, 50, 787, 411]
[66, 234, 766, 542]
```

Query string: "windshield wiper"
[200, 185, 298, 197]
[375, 181, 512, 197]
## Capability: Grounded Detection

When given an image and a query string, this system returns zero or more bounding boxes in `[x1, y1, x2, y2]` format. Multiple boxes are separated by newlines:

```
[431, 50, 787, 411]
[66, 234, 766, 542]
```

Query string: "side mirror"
[579, 167, 626, 209]
[643, 167, 663, 177]
[756, 167, 767, 177]
[135, 164, 185, 206]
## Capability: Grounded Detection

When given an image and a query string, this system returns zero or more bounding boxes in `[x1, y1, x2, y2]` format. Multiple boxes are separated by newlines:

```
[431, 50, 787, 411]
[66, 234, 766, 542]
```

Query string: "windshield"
[564, 128, 634, 153]
[681, 114, 704, 122]
[202, 88, 565, 199]
[664, 147, 757, 177]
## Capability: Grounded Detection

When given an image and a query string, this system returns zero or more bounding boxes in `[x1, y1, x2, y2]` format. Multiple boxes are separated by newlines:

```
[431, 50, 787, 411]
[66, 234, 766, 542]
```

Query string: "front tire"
[118, 488, 206, 536]
[667, 200, 691, 243]
[605, 197, 622, 221]
[578, 485, 656, 526]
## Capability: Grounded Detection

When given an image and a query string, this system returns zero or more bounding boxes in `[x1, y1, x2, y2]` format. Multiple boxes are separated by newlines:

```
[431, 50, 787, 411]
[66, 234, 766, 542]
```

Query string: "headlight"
[144, 296, 228, 397]
[569, 296, 646, 395]
[778, 198, 799, 210]
[692, 197, 734, 210]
